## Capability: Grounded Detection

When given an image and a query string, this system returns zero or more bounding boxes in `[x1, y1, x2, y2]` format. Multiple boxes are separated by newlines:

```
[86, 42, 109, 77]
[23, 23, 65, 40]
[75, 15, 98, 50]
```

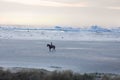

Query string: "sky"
[0, 0, 120, 27]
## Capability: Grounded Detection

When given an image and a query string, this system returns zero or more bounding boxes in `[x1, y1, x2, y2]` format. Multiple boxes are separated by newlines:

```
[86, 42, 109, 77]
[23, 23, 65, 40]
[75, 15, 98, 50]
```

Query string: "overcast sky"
[0, 0, 120, 27]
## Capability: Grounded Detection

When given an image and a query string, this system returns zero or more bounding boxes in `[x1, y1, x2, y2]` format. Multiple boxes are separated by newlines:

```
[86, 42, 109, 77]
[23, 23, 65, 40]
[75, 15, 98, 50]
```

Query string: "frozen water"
[0, 39, 120, 73]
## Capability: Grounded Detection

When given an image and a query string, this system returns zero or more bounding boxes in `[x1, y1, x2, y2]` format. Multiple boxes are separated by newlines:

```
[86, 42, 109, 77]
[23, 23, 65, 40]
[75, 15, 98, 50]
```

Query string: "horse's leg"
[53, 47, 56, 52]
[49, 48, 51, 52]
[54, 46, 56, 51]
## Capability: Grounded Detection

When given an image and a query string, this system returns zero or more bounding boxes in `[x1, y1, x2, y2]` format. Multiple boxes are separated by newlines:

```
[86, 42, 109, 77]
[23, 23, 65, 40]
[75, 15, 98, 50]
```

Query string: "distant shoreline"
[1, 25, 120, 41]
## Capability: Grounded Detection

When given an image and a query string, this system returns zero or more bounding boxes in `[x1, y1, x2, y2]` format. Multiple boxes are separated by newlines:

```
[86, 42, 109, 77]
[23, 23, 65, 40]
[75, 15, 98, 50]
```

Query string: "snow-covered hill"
[0, 25, 120, 41]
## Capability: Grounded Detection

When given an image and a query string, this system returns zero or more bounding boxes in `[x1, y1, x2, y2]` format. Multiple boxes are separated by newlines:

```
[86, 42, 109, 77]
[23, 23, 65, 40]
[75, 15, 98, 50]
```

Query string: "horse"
[47, 44, 56, 52]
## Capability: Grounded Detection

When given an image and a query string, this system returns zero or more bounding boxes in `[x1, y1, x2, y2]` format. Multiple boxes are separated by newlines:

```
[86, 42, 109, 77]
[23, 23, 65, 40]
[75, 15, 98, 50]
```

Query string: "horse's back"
[52, 45, 55, 49]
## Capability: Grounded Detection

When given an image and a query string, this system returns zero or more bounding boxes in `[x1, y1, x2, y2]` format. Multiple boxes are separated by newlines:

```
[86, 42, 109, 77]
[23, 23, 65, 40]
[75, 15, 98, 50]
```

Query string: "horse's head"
[47, 44, 50, 47]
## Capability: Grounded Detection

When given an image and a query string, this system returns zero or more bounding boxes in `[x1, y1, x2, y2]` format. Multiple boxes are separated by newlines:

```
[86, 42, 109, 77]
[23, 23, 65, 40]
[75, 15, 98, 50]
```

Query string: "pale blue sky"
[0, 0, 120, 27]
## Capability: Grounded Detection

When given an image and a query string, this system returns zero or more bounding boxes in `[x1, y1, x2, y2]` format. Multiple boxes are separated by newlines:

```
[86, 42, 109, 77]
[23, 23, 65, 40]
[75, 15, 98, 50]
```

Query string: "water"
[0, 39, 120, 73]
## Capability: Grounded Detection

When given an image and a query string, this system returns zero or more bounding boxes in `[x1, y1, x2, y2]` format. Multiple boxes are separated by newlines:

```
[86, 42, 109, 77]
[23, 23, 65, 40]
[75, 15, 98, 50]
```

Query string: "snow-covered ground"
[0, 25, 120, 41]
[0, 25, 120, 73]
[0, 39, 120, 73]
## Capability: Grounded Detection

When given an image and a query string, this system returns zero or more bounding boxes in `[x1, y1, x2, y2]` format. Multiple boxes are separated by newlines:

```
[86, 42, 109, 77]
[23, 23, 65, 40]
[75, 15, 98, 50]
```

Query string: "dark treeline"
[0, 68, 120, 80]
[0, 68, 94, 80]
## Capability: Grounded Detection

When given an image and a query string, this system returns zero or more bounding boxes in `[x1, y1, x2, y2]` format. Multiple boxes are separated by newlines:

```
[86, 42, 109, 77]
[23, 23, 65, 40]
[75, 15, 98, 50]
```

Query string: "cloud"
[1, 0, 88, 7]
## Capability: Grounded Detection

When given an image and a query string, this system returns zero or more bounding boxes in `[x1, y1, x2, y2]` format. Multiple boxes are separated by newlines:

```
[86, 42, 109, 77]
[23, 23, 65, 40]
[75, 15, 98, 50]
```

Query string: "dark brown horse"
[47, 44, 55, 52]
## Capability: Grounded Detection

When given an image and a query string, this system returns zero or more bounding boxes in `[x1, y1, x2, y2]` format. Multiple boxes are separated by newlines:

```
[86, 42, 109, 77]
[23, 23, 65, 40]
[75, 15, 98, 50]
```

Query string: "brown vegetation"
[0, 68, 93, 80]
[0, 67, 120, 80]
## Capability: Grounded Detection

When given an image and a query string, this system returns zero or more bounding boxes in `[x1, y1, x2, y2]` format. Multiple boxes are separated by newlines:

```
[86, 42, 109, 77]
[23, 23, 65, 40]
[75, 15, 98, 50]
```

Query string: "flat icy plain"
[0, 39, 120, 73]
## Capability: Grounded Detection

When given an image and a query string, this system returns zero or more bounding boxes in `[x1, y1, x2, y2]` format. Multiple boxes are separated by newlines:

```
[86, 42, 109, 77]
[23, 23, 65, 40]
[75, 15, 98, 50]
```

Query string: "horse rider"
[51, 42, 53, 46]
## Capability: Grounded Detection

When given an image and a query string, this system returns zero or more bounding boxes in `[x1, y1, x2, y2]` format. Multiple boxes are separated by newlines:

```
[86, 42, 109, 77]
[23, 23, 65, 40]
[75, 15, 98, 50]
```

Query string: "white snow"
[0, 25, 120, 73]
[0, 25, 120, 41]
[0, 39, 120, 73]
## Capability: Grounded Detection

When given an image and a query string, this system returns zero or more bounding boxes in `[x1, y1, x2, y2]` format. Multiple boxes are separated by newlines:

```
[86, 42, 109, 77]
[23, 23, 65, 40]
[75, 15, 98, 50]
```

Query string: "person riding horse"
[47, 42, 55, 52]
